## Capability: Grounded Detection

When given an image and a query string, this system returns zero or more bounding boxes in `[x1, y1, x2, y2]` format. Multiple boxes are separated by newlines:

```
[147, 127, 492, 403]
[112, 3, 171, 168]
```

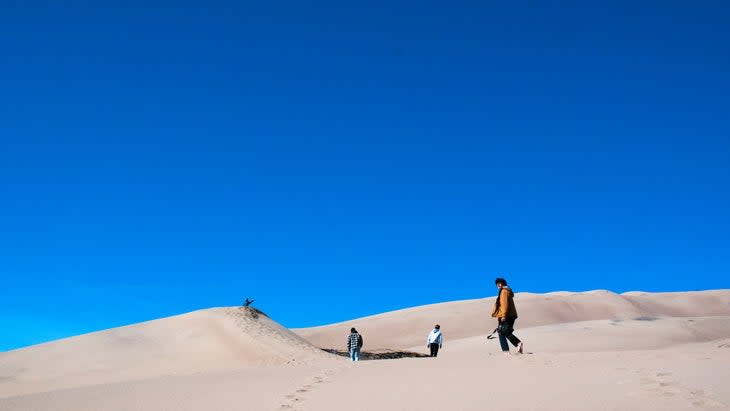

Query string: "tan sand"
[302, 337, 730, 411]
[0, 307, 334, 398]
[295, 290, 730, 350]
[1, 290, 729, 410]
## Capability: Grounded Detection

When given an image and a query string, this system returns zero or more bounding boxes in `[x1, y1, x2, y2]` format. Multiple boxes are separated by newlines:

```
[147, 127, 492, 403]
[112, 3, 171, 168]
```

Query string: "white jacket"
[426, 329, 443, 346]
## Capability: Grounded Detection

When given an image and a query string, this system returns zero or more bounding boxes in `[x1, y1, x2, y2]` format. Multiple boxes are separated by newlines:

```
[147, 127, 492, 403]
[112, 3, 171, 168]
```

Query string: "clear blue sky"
[1, 1, 729, 351]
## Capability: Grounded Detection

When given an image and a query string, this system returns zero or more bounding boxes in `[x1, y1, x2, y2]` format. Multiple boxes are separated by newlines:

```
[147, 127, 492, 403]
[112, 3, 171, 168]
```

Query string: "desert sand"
[1, 290, 730, 410]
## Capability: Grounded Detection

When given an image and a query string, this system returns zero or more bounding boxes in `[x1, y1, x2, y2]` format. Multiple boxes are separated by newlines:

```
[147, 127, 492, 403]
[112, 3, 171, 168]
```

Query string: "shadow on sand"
[322, 348, 430, 360]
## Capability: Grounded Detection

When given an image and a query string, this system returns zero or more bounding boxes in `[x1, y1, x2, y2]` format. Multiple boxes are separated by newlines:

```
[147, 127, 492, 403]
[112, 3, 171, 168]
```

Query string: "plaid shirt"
[347, 332, 363, 351]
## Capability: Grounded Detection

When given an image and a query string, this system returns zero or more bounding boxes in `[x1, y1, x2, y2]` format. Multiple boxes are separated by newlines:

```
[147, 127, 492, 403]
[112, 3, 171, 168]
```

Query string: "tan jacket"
[491, 286, 518, 319]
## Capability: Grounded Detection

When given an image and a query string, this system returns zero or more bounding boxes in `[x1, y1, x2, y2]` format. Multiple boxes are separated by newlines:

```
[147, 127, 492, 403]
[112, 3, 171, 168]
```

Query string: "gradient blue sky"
[1, 1, 729, 351]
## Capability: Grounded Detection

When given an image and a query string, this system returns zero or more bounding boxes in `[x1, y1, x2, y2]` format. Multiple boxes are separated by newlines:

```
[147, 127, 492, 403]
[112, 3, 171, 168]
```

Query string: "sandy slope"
[2, 291, 730, 411]
[300, 336, 730, 411]
[294, 290, 730, 350]
[0, 307, 334, 398]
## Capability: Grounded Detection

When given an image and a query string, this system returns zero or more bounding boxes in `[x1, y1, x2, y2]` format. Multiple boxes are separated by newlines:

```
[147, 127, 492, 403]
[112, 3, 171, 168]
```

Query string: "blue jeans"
[349, 348, 360, 361]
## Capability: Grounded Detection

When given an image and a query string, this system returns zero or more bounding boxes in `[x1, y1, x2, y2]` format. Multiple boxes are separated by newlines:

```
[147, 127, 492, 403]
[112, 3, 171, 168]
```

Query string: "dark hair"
[350, 327, 357, 333]
[495, 277, 507, 286]
[435, 324, 440, 329]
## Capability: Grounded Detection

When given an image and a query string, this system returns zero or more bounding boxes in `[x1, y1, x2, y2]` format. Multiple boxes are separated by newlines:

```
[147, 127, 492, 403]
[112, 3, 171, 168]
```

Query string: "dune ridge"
[294, 290, 730, 350]
[0, 307, 333, 397]
[2, 290, 730, 411]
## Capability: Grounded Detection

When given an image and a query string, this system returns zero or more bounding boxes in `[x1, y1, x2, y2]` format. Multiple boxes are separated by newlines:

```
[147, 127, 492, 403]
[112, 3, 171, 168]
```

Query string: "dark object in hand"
[497, 322, 513, 336]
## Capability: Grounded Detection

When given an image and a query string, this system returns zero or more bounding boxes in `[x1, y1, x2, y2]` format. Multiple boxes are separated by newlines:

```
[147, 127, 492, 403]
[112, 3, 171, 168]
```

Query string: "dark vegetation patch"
[322, 349, 430, 360]
[633, 316, 659, 321]
[240, 306, 268, 319]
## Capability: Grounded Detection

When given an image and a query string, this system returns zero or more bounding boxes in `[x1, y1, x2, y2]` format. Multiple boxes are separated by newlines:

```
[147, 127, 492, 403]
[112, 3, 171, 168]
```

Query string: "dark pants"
[498, 317, 521, 352]
[429, 343, 440, 357]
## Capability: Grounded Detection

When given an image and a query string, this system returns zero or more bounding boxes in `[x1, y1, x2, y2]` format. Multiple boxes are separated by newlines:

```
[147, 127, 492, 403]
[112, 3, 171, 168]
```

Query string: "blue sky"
[1, 1, 729, 351]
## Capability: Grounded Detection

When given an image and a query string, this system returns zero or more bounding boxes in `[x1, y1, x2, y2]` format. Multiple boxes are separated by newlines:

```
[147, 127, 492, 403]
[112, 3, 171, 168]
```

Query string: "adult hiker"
[347, 327, 364, 362]
[491, 277, 524, 355]
[426, 324, 443, 357]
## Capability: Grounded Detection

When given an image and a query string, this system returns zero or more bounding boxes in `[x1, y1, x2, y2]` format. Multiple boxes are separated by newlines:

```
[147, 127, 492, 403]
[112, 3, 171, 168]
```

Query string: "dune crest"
[3, 291, 730, 411]
[294, 290, 730, 350]
[0, 307, 332, 397]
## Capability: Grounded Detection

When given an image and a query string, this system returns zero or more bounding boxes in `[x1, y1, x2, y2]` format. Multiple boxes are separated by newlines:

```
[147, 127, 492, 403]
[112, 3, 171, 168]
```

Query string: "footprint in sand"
[636, 370, 727, 407]
[278, 368, 339, 410]
[279, 395, 305, 411]
[278, 385, 309, 409]
[645, 384, 679, 398]
[312, 375, 332, 384]
[687, 389, 727, 408]
[639, 372, 680, 398]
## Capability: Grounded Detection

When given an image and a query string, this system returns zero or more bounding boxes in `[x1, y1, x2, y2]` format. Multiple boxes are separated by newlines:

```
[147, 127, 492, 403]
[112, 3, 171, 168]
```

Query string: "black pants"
[498, 317, 521, 352]
[429, 343, 440, 357]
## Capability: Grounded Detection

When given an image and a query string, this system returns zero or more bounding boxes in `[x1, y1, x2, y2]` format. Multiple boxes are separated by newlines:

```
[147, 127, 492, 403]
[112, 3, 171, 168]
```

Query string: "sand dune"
[428, 316, 730, 354]
[0, 307, 333, 398]
[2, 290, 730, 411]
[300, 337, 730, 411]
[294, 290, 730, 350]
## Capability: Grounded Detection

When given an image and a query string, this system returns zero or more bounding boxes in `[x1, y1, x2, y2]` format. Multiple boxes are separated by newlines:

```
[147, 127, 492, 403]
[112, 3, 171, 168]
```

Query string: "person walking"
[426, 324, 443, 357]
[347, 327, 363, 362]
[491, 277, 524, 355]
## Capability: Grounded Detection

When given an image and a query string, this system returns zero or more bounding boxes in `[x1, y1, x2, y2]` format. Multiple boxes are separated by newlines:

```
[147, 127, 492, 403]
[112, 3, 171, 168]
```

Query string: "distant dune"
[293, 290, 730, 350]
[2, 290, 730, 411]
